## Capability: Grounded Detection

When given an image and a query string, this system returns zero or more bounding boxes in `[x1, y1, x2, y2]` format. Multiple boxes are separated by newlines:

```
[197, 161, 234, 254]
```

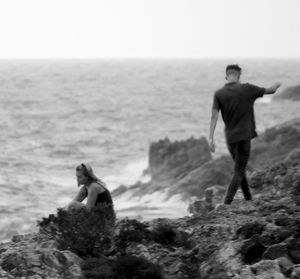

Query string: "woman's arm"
[66, 187, 87, 210]
[73, 186, 87, 202]
[86, 184, 99, 211]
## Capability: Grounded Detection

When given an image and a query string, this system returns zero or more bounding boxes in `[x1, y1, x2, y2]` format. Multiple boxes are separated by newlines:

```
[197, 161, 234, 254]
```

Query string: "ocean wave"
[104, 159, 149, 190]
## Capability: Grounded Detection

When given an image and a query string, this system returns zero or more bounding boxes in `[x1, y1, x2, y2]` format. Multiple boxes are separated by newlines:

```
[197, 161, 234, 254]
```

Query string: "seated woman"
[68, 163, 113, 211]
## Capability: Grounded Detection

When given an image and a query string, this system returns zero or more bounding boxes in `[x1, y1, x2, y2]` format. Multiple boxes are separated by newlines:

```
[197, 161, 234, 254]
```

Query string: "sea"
[0, 58, 299, 242]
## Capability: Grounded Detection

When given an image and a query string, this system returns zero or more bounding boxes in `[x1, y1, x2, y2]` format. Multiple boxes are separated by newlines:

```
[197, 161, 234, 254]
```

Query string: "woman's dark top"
[85, 181, 113, 206]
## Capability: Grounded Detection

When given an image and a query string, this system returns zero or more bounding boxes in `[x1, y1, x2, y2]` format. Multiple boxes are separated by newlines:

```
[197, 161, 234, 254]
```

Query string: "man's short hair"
[226, 64, 242, 75]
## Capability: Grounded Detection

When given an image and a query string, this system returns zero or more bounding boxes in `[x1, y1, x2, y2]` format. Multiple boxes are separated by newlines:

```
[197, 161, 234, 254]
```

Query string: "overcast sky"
[0, 0, 299, 58]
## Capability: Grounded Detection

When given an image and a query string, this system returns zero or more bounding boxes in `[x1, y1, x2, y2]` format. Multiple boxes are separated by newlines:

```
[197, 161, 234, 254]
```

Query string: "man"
[209, 64, 281, 204]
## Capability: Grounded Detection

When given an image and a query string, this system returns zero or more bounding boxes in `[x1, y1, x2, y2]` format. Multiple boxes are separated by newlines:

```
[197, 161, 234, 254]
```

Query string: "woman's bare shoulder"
[90, 181, 105, 193]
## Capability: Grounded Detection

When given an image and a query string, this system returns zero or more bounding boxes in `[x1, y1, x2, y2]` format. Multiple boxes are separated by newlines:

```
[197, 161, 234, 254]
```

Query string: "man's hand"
[265, 82, 281, 94]
[209, 138, 215, 153]
[273, 82, 281, 90]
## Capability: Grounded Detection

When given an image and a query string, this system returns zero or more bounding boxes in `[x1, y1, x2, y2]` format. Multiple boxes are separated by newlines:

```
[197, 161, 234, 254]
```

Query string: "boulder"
[275, 85, 300, 101]
[148, 137, 212, 181]
[113, 137, 214, 199]
[250, 118, 300, 169]
[168, 155, 232, 199]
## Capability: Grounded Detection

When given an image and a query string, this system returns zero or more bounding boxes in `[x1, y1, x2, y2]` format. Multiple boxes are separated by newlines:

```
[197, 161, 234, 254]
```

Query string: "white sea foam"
[104, 158, 150, 190]
[115, 190, 189, 220]
[257, 95, 273, 104]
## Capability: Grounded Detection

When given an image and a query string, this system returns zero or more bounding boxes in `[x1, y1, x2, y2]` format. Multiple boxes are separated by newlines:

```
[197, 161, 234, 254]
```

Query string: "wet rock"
[149, 137, 212, 181]
[113, 139, 231, 200]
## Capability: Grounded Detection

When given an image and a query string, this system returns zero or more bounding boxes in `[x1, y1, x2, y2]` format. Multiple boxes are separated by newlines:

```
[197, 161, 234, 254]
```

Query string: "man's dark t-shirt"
[212, 82, 266, 144]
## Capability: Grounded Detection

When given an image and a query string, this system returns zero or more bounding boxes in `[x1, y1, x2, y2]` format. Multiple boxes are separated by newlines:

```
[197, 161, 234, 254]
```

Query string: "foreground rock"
[2, 191, 300, 278]
[0, 233, 82, 279]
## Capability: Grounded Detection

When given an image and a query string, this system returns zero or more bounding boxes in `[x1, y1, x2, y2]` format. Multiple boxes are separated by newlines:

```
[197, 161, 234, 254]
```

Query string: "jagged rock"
[249, 150, 300, 203]
[275, 85, 300, 101]
[168, 155, 232, 199]
[149, 137, 212, 181]
[113, 141, 231, 200]
[236, 222, 266, 240]
[262, 243, 288, 260]
[250, 118, 300, 168]
[273, 210, 295, 227]
[0, 233, 83, 279]
[250, 260, 286, 279]
[112, 137, 215, 200]
[260, 223, 293, 246]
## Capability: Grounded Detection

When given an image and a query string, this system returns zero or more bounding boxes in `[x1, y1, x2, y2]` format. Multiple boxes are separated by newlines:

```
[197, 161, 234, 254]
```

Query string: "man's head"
[225, 64, 242, 82]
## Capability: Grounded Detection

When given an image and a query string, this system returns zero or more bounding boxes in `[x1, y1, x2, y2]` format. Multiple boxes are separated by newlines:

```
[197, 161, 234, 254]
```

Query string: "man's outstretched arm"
[265, 82, 281, 94]
[209, 108, 219, 153]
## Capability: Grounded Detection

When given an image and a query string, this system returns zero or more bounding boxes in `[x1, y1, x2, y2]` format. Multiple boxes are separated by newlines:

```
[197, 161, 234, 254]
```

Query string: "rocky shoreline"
[0, 117, 299, 279]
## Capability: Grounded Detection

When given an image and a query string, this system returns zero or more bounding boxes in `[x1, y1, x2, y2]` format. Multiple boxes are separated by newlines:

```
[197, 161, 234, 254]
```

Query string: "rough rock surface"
[250, 117, 300, 169]
[168, 155, 232, 199]
[0, 233, 82, 279]
[148, 137, 212, 181]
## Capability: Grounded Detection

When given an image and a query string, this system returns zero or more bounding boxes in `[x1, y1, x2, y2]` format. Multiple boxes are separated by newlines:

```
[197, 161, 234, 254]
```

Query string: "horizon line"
[0, 56, 299, 60]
